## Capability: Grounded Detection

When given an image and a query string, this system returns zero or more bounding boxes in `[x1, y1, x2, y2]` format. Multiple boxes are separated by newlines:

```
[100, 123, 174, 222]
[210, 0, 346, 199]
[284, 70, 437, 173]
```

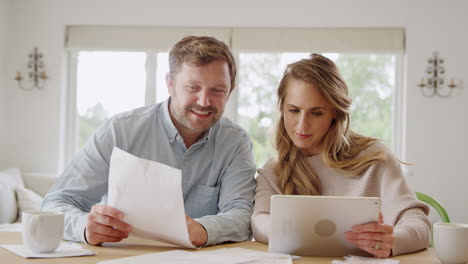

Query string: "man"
[42, 36, 256, 247]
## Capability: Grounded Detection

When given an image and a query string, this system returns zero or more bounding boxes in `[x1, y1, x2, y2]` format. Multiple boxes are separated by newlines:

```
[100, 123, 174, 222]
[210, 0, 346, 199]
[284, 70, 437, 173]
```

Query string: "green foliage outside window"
[78, 103, 108, 147]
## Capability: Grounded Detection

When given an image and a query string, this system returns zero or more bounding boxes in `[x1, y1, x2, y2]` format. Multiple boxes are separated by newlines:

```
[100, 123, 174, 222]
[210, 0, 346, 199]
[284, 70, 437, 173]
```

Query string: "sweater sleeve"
[392, 208, 432, 256]
[251, 160, 280, 244]
[370, 145, 431, 256]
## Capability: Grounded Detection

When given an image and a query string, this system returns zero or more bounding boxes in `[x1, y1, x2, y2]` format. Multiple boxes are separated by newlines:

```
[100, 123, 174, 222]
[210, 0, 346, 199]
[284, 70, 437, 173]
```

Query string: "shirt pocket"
[191, 184, 220, 218]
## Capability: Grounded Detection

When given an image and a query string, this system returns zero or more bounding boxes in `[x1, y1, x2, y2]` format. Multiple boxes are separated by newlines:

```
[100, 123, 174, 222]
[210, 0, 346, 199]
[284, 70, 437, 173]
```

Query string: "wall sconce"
[418, 51, 456, 98]
[14, 47, 48, 91]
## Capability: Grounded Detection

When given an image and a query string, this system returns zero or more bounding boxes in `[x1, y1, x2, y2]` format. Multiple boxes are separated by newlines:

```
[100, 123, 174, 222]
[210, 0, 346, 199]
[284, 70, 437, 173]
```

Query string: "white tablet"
[269, 195, 381, 257]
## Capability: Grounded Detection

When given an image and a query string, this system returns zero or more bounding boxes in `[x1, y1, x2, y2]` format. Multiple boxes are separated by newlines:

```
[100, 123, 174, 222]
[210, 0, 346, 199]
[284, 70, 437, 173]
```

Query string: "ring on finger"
[374, 240, 381, 250]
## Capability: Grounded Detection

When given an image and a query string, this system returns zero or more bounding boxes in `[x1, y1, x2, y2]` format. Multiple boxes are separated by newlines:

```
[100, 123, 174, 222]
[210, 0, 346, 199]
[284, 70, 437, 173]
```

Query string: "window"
[75, 51, 171, 148]
[65, 26, 404, 168]
[76, 51, 147, 147]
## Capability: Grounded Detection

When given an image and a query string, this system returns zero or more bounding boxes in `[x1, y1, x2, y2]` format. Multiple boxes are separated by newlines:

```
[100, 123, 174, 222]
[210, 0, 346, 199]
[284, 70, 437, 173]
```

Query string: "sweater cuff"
[391, 209, 431, 256]
[251, 213, 270, 244]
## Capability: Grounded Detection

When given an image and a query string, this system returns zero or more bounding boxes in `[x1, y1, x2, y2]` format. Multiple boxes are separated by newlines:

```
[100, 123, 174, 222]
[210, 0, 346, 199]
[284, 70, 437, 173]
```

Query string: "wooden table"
[0, 232, 441, 263]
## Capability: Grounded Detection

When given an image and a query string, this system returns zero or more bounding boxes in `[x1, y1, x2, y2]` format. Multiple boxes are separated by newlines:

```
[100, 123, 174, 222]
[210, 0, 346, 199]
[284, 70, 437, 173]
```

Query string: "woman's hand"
[344, 213, 394, 258]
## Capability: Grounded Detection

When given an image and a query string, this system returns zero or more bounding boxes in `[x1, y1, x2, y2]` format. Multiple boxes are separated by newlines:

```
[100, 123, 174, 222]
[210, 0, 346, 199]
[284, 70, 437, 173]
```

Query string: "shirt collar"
[162, 98, 179, 144]
[162, 97, 214, 145]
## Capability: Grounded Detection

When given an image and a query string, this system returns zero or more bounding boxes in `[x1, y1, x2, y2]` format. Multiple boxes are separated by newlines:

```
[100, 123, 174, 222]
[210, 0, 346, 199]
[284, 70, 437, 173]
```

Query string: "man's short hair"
[169, 36, 237, 91]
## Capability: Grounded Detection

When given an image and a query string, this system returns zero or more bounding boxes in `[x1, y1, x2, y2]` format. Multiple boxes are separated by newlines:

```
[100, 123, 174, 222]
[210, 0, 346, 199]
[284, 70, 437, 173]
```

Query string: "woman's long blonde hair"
[274, 54, 386, 195]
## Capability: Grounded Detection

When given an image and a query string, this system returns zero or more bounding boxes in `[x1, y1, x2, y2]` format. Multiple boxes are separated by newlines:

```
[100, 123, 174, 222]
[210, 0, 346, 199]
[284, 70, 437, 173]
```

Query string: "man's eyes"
[185, 86, 226, 94]
[213, 88, 227, 94]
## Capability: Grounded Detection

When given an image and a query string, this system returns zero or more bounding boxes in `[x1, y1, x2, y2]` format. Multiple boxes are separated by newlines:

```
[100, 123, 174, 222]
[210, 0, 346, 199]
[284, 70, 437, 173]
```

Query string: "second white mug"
[433, 222, 468, 264]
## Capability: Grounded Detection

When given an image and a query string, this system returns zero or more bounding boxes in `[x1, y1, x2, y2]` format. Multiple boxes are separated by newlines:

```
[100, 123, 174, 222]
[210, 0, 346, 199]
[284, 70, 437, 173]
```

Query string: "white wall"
[3, 0, 468, 222]
[0, 0, 10, 167]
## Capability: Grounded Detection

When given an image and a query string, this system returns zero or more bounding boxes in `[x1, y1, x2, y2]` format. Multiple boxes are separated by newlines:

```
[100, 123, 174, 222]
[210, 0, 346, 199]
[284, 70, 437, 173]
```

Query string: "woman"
[252, 54, 431, 258]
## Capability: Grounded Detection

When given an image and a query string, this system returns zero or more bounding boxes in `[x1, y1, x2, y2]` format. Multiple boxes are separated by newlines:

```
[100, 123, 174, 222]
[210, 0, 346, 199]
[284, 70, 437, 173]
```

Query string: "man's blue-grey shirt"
[42, 99, 257, 246]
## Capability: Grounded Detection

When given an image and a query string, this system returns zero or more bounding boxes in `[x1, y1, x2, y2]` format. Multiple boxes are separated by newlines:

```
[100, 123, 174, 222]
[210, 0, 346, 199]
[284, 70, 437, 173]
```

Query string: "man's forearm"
[194, 208, 252, 246]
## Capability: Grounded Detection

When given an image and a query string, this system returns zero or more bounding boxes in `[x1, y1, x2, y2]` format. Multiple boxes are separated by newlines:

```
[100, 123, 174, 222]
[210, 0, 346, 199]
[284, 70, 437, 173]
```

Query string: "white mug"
[22, 211, 64, 253]
[433, 222, 468, 264]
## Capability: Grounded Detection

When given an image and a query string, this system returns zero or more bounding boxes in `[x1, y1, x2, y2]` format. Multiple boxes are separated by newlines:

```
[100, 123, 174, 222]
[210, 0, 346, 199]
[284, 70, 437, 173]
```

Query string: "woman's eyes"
[288, 109, 323, 116]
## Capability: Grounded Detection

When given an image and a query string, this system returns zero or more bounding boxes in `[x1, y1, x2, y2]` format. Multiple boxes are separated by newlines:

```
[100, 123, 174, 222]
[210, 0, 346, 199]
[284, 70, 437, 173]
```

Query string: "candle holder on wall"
[417, 51, 456, 98]
[14, 47, 48, 91]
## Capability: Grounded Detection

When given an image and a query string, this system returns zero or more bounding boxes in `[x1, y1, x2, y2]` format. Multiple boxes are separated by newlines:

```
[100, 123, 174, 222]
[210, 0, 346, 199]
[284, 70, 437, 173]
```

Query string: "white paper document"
[108, 147, 195, 248]
[332, 255, 400, 264]
[1, 242, 95, 258]
[97, 247, 293, 264]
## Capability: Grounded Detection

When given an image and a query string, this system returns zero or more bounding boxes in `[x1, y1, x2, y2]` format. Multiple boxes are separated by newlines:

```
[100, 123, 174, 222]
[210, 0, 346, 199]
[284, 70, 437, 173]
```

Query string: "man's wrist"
[194, 218, 214, 246]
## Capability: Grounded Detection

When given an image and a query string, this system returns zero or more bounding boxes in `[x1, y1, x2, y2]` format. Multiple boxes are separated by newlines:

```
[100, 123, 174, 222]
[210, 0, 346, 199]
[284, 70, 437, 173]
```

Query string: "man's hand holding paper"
[84, 204, 133, 246]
